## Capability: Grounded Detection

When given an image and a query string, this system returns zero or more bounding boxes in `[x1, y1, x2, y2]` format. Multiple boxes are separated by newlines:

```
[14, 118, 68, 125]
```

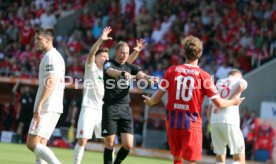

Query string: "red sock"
[174, 160, 182, 164]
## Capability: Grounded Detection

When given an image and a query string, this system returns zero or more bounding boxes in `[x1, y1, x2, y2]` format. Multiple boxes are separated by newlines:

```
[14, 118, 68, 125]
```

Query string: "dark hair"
[35, 28, 55, 39]
[228, 68, 242, 76]
[96, 48, 109, 56]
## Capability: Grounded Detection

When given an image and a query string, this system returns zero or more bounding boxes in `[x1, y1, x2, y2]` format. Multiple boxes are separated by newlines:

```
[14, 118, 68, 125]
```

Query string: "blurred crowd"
[0, 0, 275, 81]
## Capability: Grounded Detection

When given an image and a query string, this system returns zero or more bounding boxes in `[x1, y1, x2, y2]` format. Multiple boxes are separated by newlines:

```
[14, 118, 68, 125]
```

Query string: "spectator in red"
[254, 121, 275, 160]
[241, 111, 259, 160]
[19, 20, 34, 47]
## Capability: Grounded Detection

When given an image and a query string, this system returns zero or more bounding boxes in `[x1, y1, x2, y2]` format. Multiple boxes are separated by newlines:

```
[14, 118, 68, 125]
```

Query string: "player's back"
[210, 76, 247, 126]
[161, 64, 218, 131]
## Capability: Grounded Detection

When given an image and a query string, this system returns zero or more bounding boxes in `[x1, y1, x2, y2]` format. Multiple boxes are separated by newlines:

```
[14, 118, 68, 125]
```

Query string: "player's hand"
[101, 26, 112, 41]
[33, 105, 42, 123]
[133, 39, 146, 52]
[124, 72, 133, 80]
[233, 97, 245, 105]
[142, 95, 152, 106]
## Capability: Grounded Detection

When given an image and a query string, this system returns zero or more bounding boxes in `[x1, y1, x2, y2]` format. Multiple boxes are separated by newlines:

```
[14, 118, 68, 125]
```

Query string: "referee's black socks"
[104, 148, 113, 164]
[113, 147, 130, 164]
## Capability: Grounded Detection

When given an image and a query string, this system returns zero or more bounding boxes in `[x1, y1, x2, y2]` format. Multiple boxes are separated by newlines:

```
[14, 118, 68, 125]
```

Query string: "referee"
[102, 41, 158, 164]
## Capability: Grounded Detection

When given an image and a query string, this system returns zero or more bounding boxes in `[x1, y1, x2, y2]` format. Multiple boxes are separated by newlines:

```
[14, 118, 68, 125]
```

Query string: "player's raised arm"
[228, 80, 247, 99]
[87, 26, 112, 65]
[127, 39, 146, 64]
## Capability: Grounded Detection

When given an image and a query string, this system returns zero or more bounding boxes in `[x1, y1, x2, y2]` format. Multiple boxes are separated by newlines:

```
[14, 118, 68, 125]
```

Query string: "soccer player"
[26, 28, 65, 164]
[142, 36, 244, 164]
[207, 69, 247, 164]
[74, 27, 146, 164]
[102, 41, 159, 164]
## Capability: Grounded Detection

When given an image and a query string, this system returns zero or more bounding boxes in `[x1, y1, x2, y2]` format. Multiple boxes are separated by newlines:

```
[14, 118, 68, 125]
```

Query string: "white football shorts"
[76, 106, 102, 139]
[28, 112, 61, 140]
[211, 123, 245, 155]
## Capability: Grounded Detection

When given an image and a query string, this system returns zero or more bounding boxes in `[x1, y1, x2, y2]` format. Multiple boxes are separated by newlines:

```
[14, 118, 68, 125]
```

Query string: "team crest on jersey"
[45, 64, 54, 72]
[98, 76, 103, 82]
[80, 130, 83, 135]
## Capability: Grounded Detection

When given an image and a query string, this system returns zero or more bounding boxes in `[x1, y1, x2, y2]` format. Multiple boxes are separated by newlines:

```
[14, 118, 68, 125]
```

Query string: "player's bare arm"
[142, 89, 166, 106]
[87, 26, 112, 65]
[136, 71, 159, 83]
[229, 81, 247, 99]
[34, 74, 57, 122]
[211, 96, 245, 109]
[127, 39, 146, 64]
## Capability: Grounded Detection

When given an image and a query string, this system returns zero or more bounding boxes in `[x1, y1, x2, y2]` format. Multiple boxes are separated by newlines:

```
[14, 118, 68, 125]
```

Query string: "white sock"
[34, 143, 61, 164]
[216, 162, 224, 164]
[36, 156, 47, 164]
[232, 161, 241, 164]
[74, 144, 85, 164]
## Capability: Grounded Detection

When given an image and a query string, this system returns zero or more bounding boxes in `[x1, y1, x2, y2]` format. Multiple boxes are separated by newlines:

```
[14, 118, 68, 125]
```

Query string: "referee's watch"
[121, 71, 125, 76]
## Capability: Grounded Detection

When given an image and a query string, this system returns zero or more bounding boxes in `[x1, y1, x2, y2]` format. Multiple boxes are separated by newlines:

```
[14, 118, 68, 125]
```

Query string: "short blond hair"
[228, 69, 242, 76]
[181, 36, 203, 61]
[115, 41, 129, 51]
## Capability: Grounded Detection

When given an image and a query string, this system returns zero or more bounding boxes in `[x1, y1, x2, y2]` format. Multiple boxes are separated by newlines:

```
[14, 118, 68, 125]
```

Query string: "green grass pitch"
[0, 143, 172, 164]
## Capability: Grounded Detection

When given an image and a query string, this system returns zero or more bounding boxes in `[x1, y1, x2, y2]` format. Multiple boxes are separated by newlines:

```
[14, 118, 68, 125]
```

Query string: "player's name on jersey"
[175, 67, 200, 76]
[174, 103, 189, 110]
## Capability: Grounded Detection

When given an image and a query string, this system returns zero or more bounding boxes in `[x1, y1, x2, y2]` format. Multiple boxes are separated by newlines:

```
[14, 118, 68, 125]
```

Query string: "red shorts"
[167, 128, 202, 161]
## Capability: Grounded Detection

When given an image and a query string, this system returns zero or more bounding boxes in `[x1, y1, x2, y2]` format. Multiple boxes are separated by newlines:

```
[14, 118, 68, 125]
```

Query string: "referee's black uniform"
[102, 59, 141, 136]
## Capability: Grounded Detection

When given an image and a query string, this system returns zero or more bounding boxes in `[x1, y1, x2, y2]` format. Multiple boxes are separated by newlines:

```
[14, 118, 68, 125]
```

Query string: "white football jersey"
[34, 48, 65, 113]
[210, 76, 248, 126]
[81, 62, 104, 110]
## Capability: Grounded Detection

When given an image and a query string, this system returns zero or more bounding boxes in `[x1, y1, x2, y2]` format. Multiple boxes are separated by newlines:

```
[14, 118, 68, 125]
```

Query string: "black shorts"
[102, 103, 133, 136]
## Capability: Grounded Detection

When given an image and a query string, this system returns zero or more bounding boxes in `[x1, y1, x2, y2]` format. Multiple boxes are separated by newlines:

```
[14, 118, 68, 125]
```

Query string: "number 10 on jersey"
[175, 75, 195, 101]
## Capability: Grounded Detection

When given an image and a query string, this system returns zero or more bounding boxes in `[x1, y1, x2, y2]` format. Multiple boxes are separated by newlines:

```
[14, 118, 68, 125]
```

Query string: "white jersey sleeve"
[43, 54, 56, 76]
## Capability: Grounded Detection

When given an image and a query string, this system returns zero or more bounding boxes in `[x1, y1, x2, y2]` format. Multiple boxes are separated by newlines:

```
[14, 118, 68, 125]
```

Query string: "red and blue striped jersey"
[160, 64, 218, 131]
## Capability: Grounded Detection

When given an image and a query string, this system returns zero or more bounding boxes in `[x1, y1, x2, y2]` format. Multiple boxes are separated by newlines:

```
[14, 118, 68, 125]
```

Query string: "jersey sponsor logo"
[102, 129, 108, 134]
[45, 64, 54, 72]
[80, 130, 83, 135]
[104, 62, 111, 70]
